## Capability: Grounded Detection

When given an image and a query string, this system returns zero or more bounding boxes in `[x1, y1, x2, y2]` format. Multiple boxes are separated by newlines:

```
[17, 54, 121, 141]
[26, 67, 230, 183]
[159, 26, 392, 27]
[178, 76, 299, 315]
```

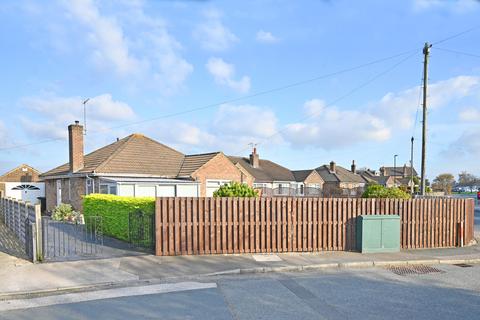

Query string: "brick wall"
[192, 153, 245, 197]
[45, 177, 86, 212]
[0, 166, 40, 182]
[45, 179, 57, 212]
[303, 171, 324, 186]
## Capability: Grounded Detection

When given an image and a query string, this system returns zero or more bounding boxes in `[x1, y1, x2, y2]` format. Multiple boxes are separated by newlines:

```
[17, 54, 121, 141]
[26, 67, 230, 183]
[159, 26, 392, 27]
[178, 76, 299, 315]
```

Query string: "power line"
[434, 47, 480, 59]
[2, 25, 478, 152]
[0, 49, 417, 152]
[235, 51, 420, 155]
[431, 25, 479, 45]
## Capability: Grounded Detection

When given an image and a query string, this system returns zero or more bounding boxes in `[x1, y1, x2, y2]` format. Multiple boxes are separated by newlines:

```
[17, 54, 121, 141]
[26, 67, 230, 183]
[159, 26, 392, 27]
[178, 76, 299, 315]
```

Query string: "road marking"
[0, 282, 217, 312]
[252, 254, 283, 262]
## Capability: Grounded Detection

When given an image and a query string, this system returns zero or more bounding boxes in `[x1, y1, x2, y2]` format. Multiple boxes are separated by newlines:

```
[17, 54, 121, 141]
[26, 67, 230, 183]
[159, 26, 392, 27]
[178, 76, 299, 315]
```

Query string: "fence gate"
[129, 210, 155, 251]
[41, 216, 103, 260]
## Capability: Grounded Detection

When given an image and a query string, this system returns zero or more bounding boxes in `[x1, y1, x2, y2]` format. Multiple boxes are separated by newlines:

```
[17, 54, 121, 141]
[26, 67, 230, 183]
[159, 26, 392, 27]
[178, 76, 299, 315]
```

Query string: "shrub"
[52, 203, 82, 223]
[362, 184, 411, 199]
[213, 182, 258, 197]
[83, 194, 155, 241]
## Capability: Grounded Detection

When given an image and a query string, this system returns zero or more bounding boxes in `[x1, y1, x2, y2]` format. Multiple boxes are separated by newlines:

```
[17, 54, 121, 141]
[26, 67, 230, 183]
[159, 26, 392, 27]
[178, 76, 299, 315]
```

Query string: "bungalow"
[0, 164, 45, 204]
[316, 161, 366, 197]
[40, 122, 248, 212]
[229, 148, 323, 196]
[379, 164, 418, 188]
[359, 169, 396, 187]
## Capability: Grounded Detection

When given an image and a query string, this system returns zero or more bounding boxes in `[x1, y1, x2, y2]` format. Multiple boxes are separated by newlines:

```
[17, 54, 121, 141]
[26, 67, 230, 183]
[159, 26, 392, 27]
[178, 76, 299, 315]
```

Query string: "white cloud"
[413, 0, 479, 12]
[147, 103, 279, 154]
[150, 121, 216, 149]
[256, 30, 279, 44]
[459, 107, 480, 122]
[61, 0, 192, 93]
[444, 129, 480, 158]
[193, 8, 238, 51]
[214, 104, 277, 138]
[64, 0, 141, 75]
[283, 99, 390, 150]
[206, 57, 251, 93]
[375, 75, 480, 129]
[20, 93, 136, 140]
[282, 75, 480, 150]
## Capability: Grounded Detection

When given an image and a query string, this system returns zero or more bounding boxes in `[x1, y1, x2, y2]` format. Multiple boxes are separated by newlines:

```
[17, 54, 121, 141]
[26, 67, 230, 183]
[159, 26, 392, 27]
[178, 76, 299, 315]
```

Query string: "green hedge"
[83, 194, 155, 241]
[362, 184, 411, 199]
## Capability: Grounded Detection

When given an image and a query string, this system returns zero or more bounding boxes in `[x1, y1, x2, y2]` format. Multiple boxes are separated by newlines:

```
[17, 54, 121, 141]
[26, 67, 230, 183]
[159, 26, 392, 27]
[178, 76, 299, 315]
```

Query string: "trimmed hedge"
[83, 194, 155, 241]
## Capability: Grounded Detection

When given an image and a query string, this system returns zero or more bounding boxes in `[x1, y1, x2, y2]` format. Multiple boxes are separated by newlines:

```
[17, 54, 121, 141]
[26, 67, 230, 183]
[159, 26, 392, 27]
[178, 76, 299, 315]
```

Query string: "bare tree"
[432, 173, 455, 194]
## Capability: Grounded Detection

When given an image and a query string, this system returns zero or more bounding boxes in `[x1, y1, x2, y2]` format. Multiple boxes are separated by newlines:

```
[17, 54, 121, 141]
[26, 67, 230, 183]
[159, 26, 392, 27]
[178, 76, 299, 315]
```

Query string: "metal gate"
[128, 210, 155, 251]
[41, 216, 103, 260]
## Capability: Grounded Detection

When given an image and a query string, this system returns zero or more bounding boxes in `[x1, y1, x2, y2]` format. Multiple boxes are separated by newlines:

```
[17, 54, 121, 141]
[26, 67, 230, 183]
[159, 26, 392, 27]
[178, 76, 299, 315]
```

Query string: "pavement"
[1, 264, 480, 319]
[1, 240, 480, 299]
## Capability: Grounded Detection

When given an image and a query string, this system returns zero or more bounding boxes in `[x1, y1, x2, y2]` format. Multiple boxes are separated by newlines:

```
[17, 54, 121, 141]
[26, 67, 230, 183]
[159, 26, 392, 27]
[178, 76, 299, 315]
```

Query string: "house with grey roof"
[40, 122, 249, 212]
[229, 148, 323, 197]
[315, 161, 367, 197]
[379, 164, 418, 189]
[359, 169, 396, 187]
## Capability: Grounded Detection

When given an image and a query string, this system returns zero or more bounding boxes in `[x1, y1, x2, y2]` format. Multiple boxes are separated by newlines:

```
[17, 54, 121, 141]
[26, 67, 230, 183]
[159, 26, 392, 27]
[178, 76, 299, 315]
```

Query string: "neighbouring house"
[315, 161, 366, 197]
[40, 122, 248, 212]
[0, 164, 45, 204]
[379, 164, 418, 188]
[358, 169, 396, 187]
[229, 148, 323, 196]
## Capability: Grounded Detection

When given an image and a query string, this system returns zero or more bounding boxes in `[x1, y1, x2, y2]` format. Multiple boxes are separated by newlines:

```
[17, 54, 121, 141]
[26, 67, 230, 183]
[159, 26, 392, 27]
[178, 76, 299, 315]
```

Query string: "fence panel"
[155, 197, 476, 256]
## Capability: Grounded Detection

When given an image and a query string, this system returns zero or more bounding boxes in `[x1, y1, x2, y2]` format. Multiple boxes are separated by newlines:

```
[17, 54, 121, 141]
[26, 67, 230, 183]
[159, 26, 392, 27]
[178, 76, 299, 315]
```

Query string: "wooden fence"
[154, 197, 475, 256]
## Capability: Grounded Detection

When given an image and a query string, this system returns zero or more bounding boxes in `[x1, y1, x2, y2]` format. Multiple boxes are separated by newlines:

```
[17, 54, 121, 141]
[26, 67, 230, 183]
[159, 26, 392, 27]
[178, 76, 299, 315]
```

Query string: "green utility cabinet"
[356, 215, 400, 253]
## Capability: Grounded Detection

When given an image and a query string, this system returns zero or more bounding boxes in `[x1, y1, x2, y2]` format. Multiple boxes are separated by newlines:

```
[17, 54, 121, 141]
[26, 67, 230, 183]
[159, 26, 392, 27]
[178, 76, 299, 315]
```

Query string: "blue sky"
[1, 0, 480, 180]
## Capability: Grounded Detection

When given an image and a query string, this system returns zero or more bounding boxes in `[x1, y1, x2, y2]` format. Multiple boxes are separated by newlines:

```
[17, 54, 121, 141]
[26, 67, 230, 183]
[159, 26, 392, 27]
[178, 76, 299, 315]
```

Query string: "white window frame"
[99, 183, 117, 195]
[86, 178, 95, 195]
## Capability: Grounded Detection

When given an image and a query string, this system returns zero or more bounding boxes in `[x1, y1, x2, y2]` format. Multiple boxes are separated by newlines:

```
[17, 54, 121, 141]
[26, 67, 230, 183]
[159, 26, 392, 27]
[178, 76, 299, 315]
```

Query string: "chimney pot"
[329, 161, 336, 173]
[351, 160, 356, 174]
[249, 148, 259, 168]
[68, 122, 84, 173]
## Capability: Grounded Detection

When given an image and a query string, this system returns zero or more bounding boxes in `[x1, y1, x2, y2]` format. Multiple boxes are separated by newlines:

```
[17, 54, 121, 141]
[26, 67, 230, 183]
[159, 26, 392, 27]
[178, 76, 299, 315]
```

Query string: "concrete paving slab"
[252, 254, 282, 262]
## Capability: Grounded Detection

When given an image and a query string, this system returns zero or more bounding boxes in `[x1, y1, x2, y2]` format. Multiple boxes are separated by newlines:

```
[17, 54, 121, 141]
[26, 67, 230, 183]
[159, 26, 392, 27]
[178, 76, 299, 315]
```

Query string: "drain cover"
[454, 263, 473, 268]
[386, 265, 444, 276]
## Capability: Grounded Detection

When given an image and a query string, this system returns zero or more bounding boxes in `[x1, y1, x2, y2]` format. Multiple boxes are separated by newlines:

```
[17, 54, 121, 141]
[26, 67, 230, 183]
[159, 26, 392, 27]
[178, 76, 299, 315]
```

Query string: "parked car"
[477, 191, 480, 200]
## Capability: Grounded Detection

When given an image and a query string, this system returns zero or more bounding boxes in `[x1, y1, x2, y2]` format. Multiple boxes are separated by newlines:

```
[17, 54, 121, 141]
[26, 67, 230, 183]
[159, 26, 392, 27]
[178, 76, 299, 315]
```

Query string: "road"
[2, 264, 480, 320]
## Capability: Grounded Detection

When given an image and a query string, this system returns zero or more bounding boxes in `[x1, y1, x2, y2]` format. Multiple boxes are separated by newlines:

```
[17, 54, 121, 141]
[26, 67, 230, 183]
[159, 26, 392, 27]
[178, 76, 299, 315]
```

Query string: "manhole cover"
[454, 263, 473, 268]
[386, 265, 444, 276]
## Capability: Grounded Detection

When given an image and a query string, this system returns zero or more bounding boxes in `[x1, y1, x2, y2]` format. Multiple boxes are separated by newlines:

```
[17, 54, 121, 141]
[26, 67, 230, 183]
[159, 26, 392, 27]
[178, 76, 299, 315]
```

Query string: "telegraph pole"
[420, 42, 431, 195]
[410, 137, 414, 194]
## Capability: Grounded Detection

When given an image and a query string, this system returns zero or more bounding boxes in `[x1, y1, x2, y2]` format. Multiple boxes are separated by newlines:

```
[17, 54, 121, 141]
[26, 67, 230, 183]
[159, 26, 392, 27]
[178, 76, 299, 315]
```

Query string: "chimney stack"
[403, 164, 407, 177]
[329, 161, 336, 173]
[351, 160, 356, 174]
[249, 147, 259, 168]
[380, 166, 386, 176]
[68, 121, 84, 173]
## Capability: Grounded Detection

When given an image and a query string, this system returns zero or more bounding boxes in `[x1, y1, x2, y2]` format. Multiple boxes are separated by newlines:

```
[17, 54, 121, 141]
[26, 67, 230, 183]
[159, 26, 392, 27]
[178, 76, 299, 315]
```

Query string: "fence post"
[29, 223, 37, 263]
[34, 204, 43, 260]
